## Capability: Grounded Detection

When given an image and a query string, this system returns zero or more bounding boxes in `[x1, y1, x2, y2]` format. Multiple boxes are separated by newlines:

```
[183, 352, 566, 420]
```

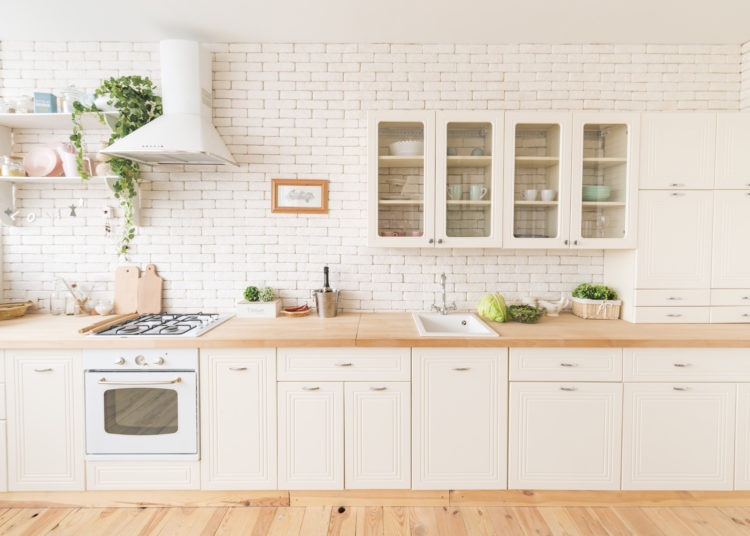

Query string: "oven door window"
[104, 388, 178, 436]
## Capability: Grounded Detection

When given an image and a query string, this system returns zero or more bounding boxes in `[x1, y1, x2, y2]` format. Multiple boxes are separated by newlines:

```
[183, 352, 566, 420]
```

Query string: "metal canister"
[312, 289, 340, 318]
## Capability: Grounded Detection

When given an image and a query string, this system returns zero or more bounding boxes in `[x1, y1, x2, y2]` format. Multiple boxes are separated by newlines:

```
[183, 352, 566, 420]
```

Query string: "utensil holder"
[312, 289, 340, 318]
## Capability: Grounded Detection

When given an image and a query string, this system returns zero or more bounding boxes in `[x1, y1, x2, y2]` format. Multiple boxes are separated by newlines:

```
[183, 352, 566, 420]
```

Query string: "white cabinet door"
[412, 348, 507, 490]
[636, 190, 713, 289]
[6, 350, 84, 490]
[278, 382, 343, 490]
[640, 113, 715, 189]
[715, 113, 750, 189]
[623, 383, 735, 490]
[509, 382, 622, 490]
[344, 382, 410, 489]
[434, 111, 503, 248]
[712, 190, 750, 289]
[200, 349, 276, 490]
[736, 384, 750, 489]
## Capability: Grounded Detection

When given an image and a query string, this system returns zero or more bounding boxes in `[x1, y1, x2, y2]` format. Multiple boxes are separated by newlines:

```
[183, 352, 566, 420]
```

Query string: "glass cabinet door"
[368, 112, 434, 247]
[571, 113, 639, 248]
[435, 113, 502, 247]
[504, 113, 571, 248]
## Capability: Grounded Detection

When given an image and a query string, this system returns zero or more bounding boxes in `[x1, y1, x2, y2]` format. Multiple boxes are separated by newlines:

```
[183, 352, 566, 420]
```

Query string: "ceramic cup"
[540, 189, 557, 202]
[448, 184, 463, 200]
[447, 147, 457, 156]
[469, 185, 488, 200]
[522, 189, 538, 201]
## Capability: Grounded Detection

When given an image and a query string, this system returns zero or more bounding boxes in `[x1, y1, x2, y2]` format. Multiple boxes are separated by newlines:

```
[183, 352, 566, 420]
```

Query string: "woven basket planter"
[571, 296, 622, 320]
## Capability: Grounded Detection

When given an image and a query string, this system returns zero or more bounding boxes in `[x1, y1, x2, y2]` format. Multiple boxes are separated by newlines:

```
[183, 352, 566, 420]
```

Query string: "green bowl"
[582, 185, 611, 202]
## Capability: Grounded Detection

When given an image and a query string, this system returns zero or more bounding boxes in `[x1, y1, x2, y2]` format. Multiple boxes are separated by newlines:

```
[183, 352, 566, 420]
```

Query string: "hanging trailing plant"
[70, 75, 162, 255]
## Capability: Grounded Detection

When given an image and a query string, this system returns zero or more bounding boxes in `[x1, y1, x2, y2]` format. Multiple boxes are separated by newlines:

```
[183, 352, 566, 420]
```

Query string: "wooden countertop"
[1, 312, 750, 349]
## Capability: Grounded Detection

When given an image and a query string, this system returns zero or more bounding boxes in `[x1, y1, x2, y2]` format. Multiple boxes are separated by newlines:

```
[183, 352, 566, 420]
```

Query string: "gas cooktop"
[93, 313, 233, 337]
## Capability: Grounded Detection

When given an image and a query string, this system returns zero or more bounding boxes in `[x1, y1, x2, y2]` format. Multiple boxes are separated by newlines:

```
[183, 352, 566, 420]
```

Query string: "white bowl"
[389, 140, 424, 156]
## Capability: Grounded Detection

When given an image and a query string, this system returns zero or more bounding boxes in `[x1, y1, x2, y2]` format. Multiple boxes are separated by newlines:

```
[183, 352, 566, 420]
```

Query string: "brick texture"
[0, 41, 743, 312]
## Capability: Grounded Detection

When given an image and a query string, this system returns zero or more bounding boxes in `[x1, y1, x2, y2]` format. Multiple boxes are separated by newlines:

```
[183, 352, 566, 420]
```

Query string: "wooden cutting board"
[137, 264, 163, 314]
[113, 265, 140, 314]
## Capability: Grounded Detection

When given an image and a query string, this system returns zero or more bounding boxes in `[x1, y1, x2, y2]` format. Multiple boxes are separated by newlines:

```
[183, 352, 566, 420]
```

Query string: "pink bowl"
[23, 145, 63, 177]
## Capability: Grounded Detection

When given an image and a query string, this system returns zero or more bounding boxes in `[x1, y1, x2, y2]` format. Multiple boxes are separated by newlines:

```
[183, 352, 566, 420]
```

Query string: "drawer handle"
[560, 362, 577, 367]
[673, 386, 689, 391]
[452, 367, 471, 371]
[743, 314, 750, 318]
[670, 183, 686, 188]
[742, 297, 750, 300]
[670, 192, 686, 197]
[560, 386, 577, 392]
[666, 313, 683, 317]
[673, 363, 691, 368]
[335, 362, 353, 367]
[229, 367, 247, 371]
[34, 368, 53, 373]
[302, 386, 320, 391]
[370, 386, 387, 391]
[667, 297, 682, 301]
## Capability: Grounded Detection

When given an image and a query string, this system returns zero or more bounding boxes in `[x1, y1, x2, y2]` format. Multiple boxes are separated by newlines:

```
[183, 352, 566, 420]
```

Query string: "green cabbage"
[477, 293, 508, 323]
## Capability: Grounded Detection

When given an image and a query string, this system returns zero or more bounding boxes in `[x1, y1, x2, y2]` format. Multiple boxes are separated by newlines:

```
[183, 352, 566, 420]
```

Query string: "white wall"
[0, 41, 742, 313]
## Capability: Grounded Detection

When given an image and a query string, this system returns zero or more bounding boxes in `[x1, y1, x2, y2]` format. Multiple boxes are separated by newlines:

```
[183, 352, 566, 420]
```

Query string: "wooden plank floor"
[2, 506, 750, 535]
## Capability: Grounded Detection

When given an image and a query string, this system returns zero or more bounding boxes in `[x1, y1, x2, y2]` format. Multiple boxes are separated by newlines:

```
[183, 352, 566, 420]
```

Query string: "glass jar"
[1, 156, 25, 177]
[14, 96, 33, 113]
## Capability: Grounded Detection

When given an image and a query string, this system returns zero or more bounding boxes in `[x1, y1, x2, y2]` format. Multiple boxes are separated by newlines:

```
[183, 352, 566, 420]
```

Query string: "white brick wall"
[0, 41, 743, 313]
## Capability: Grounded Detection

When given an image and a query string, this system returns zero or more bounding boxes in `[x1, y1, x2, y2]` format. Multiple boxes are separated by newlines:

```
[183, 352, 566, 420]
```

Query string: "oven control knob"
[134, 355, 147, 366]
[114, 357, 126, 365]
[153, 357, 165, 366]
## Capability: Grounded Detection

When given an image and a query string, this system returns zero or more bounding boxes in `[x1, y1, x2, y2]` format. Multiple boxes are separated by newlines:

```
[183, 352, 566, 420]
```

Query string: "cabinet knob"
[670, 183, 686, 187]
[564, 240, 569, 245]
[335, 362, 353, 367]
[302, 386, 320, 391]
[229, 367, 247, 371]
[573, 240, 579, 246]
[670, 192, 686, 197]
[673, 363, 691, 368]
[428, 238, 434, 244]
[452, 367, 471, 371]
[667, 297, 682, 301]
[560, 362, 577, 367]
[370, 386, 387, 391]
[673, 386, 689, 391]
[560, 386, 577, 392]
[34, 368, 53, 373]
[437, 238, 443, 244]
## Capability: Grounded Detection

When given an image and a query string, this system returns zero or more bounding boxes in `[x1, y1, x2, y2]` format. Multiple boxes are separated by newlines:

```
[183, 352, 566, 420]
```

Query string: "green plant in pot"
[571, 283, 622, 320]
[70, 76, 163, 255]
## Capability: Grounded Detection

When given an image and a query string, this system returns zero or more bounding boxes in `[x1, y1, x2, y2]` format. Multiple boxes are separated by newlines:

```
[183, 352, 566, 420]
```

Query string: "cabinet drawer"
[710, 307, 750, 324]
[635, 289, 710, 307]
[278, 348, 410, 381]
[86, 461, 200, 490]
[510, 348, 622, 381]
[711, 289, 750, 306]
[624, 348, 750, 381]
[632, 307, 710, 323]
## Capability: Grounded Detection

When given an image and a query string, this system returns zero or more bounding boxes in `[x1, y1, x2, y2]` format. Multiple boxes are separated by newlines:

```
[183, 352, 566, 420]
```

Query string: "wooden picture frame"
[271, 179, 329, 214]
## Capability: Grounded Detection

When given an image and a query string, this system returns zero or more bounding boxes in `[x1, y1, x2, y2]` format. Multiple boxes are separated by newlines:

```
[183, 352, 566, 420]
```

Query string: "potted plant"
[571, 283, 622, 320]
[237, 286, 282, 318]
[70, 76, 163, 256]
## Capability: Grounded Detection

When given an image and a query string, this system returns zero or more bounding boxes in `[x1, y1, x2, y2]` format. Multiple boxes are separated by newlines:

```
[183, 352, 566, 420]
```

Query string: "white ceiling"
[2, 0, 749, 45]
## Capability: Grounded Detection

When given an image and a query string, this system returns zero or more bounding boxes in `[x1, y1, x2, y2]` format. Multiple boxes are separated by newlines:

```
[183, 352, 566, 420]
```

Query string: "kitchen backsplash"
[0, 41, 744, 313]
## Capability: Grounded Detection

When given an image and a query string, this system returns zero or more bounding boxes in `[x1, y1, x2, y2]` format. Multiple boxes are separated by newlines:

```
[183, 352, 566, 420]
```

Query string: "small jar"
[1, 156, 25, 177]
[14, 96, 33, 113]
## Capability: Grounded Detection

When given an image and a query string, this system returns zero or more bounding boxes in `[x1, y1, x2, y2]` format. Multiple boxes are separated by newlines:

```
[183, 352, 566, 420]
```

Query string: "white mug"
[541, 189, 557, 201]
[469, 185, 488, 200]
[448, 184, 463, 200]
[522, 189, 538, 201]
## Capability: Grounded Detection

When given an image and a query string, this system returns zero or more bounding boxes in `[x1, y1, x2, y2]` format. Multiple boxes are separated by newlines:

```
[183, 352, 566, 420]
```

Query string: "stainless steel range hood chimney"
[100, 40, 236, 166]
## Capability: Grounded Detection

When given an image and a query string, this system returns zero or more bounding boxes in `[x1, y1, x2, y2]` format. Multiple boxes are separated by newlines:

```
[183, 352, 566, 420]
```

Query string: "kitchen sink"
[412, 312, 499, 337]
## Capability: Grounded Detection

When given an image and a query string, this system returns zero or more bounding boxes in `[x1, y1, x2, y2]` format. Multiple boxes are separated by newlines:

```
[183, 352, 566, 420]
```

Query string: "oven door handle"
[97, 377, 182, 386]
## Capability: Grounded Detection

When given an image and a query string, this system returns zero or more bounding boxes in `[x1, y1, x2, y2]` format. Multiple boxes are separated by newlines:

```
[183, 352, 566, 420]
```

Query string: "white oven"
[84, 349, 198, 459]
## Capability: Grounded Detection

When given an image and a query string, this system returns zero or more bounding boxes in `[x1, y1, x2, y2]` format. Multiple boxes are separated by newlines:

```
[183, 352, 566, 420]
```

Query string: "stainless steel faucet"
[431, 273, 457, 315]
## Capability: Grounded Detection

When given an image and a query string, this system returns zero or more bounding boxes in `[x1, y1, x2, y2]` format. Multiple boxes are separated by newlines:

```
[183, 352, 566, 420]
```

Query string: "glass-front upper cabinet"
[570, 113, 639, 249]
[503, 112, 571, 248]
[368, 111, 435, 247]
[435, 112, 503, 247]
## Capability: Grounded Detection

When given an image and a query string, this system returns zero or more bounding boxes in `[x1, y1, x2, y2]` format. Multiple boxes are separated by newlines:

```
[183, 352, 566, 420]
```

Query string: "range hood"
[101, 40, 236, 166]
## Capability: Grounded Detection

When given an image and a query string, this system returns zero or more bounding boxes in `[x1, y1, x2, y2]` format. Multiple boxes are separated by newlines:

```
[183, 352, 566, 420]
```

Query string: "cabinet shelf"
[0, 175, 120, 184]
[514, 200, 559, 207]
[0, 112, 117, 130]
[447, 200, 491, 206]
[378, 156, 424, 168]
[583, 157, 627, 168]
[446, 156, 492, 168]
[515, 156, 559, 168]
[582, 201, 626, 207]
[378, 199, 424, 205]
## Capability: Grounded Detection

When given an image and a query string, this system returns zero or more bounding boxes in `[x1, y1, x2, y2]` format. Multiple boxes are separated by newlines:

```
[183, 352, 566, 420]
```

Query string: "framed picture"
[271, 179, 329, 214]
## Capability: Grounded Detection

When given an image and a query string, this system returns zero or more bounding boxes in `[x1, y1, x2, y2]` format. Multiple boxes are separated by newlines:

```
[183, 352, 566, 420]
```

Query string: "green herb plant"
[508, 304, 546, 323]
[259, 287, 275, 302]
[70, 76, 163, 255]
[572, 283, 618, 301]
[244, 286, 260, 302]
